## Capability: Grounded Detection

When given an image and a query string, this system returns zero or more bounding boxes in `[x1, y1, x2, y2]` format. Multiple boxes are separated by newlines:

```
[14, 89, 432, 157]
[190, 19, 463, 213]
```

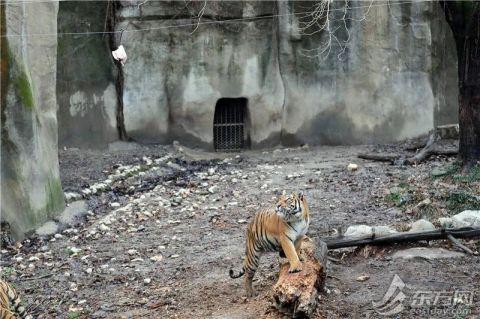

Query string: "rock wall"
[57, 1, 117, 149]
[57, 0, 458, 149]
[1, 2, 64, 239]
[279, 0, 458, 145]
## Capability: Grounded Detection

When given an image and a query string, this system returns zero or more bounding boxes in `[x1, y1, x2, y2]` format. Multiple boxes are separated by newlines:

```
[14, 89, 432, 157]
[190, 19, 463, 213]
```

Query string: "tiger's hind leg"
[244, 271, 255, 298]
[243, 237, 261, 297]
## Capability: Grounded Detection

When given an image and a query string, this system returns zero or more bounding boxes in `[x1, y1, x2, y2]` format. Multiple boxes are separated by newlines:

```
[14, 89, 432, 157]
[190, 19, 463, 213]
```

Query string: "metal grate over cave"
[213, 98, 247, 152]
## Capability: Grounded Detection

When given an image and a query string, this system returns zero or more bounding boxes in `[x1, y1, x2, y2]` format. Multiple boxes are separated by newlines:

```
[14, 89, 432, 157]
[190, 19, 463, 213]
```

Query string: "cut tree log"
[272, 237, 327, 318]
[436, 124, 460, 140]
[324, 227, 480, 249]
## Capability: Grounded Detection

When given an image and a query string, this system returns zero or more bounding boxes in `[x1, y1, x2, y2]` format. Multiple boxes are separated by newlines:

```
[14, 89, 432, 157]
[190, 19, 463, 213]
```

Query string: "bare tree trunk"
[441, 2, 480, 167]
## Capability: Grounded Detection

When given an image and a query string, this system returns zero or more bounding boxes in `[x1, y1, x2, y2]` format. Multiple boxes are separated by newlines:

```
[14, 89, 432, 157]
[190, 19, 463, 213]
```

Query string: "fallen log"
[272, 237, 327, 318]
[324, 227, 480, 249]
[405, 131, 438, 164]
[357, 152, 399, 163]
[359, 125, 459, 165]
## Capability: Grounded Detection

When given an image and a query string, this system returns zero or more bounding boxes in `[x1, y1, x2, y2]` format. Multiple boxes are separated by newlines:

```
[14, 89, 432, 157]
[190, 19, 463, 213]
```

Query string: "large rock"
[439, 210, 480, 229]
[344, 225, 398, 238]
[1, 2, 65, 239]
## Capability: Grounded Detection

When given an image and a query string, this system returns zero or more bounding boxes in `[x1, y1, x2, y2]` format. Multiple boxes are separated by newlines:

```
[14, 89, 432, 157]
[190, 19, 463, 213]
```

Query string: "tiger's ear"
[299, 192, 305, 200]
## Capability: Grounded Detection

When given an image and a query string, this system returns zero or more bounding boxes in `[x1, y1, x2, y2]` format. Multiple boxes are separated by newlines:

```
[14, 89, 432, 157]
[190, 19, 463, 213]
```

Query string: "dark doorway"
[213, 98, 248, 152]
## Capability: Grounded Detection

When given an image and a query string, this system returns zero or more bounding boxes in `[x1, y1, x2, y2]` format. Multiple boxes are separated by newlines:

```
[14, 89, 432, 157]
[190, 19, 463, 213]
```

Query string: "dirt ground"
[1, 143, 479, 318]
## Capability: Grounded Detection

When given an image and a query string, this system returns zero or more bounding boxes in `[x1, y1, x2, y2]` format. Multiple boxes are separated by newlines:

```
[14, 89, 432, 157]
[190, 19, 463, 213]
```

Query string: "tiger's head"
[275, 192, 308, 221]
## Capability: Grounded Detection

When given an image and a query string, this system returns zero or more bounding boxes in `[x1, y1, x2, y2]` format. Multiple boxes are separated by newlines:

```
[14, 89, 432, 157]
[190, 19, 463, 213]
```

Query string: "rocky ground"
[1, 143, 479, 318]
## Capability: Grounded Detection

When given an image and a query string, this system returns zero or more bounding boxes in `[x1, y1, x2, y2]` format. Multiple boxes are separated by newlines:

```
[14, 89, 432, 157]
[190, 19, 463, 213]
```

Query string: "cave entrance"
[213, 98, 248, 152]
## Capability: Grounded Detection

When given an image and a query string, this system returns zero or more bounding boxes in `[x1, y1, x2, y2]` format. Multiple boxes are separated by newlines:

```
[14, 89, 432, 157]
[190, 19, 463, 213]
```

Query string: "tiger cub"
[0, 279, 30, 319]
[229, 192, 310, 297]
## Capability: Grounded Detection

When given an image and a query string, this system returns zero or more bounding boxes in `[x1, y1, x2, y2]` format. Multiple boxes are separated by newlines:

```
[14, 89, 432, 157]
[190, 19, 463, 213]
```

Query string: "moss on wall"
[14, 66, 34, 109]
[45, 175, 64, 217]
[2, 42, 35, 110]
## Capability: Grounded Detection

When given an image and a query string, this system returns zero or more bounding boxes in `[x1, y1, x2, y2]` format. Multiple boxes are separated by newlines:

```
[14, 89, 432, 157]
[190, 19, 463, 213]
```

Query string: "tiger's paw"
[288, 263, 302, 273]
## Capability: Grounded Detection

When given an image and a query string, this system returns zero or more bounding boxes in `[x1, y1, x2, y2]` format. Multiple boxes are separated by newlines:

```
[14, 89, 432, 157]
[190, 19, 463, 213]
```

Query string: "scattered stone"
[110, 202, 121, 208]
[170, 254, 180, 259]
[127, 249, 138, 255]
[237, 219, 247, 224]
[131, 258, 144, 262]
[208, 186, 218, 194]
[99, 224, 110, 231]
[150, 255, 163, 262]
[67, 247, 81, 255]
[356, 275, 370, 282]
[142, 156, 153, 166]
[64, 192, 82, 202]
[347, 163, 358, 171]
[144, 278, 152, 284]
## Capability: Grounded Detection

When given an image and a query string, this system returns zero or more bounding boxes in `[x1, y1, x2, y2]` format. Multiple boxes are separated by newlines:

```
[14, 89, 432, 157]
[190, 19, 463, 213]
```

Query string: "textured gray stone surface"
[57, 0, 458, 149]
[1, 1, 65, 239]
[56, 1, 117, 148]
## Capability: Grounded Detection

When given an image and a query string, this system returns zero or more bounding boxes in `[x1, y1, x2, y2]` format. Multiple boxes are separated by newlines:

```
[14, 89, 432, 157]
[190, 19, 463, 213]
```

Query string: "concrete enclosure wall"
[1, 1, 65, 239]
[56, 0, 459, 149]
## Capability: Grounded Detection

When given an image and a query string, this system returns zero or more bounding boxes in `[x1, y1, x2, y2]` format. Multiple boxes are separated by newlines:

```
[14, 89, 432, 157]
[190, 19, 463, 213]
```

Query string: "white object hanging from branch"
[112, 45, 127, 66]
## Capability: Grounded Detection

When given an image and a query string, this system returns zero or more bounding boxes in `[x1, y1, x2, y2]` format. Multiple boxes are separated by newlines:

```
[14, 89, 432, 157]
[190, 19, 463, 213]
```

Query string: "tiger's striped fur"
[229, 192, 310, 297]
[0, 279, 29, 319]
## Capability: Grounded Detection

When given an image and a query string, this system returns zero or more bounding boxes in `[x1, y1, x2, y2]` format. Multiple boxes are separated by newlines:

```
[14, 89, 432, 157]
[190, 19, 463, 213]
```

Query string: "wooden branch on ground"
[272, 237, 327, 318]
[358, 125, 460, 165]
[324, 227, 480, 249]
[357, 153, 400, 163]
[447, 234, 478, 255]
[405, 131, 438, 164]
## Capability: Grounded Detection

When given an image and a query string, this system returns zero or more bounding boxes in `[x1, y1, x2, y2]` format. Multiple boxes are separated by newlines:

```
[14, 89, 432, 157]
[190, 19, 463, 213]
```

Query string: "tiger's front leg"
[295, 235, 306, 262]
[280, 235, 302, 273]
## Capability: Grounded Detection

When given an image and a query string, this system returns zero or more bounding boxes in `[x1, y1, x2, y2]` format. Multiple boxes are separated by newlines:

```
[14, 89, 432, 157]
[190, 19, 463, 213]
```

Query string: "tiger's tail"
[1, 280, 30, 319]
[229, 268, 245, 279]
